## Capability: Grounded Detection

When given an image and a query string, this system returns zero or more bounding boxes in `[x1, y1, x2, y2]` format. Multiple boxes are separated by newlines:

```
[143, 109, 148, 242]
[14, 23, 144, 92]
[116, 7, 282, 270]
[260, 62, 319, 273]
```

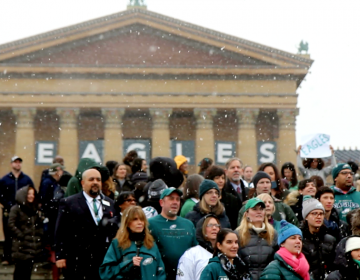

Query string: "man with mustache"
[55, 168, 118, 280]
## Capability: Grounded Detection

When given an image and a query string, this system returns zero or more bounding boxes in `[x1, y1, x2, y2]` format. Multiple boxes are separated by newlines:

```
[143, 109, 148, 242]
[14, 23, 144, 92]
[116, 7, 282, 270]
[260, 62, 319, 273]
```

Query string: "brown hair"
[309, 175, 324, 189]
[183, 174, 203, 200]
[302, 158, 324, 170]
[202, 215, 221, 241]
[113, 163, 128, 179]
[258, 162, 287, 199]
[102, 177, 116, 196]
[116, 206, 154, 250]
[199, 196, 225, 216]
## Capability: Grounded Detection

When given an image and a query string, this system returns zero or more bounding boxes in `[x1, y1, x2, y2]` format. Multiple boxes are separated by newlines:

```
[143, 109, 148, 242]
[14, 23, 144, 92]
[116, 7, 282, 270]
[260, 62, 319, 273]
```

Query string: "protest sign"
[300, 133, 331, 158]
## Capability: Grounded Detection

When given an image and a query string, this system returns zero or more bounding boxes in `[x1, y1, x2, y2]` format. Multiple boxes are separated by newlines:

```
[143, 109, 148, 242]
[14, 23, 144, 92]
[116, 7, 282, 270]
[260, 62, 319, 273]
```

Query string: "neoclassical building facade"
[0, 7, 312, 185]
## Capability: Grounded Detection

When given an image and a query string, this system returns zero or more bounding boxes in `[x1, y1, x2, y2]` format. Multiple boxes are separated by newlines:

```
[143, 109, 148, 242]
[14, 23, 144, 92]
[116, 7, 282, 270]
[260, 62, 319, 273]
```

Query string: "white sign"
[300, 133, 331, 158]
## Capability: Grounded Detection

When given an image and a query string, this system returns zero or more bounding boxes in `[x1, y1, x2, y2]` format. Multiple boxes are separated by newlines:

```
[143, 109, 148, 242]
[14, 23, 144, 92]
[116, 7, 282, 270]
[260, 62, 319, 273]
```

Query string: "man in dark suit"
[223, 158, 249, 205]
[55, 168, 118, 280]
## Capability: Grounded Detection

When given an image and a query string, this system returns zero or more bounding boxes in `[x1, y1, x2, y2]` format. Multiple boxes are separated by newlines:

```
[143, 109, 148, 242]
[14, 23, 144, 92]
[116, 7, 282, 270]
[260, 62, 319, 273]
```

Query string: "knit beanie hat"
[332, 163, 352, 180]
[346, 237, 360, 253]
[148, 179, 168, 201]
[302, 195, 325, 219]
[199, 179, 220, 200]
[174, 155, 188, 174]
[277, 220, 302, 245]
[252, 171, 271, 188]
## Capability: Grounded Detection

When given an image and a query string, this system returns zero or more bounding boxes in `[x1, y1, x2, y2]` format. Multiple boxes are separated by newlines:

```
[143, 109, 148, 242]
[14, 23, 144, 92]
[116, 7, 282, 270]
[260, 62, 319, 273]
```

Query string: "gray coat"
[238, 228, 278, 280]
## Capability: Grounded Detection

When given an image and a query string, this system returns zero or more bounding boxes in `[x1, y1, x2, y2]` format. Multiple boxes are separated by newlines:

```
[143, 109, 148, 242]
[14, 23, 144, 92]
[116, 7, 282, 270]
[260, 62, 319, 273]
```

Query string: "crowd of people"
[1, 146, 360, 280]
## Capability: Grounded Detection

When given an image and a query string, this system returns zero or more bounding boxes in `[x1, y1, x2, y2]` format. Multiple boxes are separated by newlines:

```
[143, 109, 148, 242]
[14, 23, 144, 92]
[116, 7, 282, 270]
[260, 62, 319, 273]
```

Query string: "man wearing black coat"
[55, 168, 118, 280]
[224, 158, 249, 205]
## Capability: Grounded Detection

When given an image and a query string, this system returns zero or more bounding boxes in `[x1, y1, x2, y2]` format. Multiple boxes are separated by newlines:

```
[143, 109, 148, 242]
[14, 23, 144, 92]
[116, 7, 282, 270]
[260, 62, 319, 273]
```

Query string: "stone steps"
[0, 242, 55, 280]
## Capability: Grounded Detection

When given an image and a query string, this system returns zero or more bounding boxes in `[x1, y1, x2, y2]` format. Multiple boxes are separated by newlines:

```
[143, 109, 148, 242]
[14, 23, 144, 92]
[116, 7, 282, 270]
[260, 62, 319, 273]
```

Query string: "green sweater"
[199, 256, 230, 280]
[99, 239, 166, 280]
[148, 214, 197, 279]
[330, 186, 360, 222]
[180, 198, 197, 218]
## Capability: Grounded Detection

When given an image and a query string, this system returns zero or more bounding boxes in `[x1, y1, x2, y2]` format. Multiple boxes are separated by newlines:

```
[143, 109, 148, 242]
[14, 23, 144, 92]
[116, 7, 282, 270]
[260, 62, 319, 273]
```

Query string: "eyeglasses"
[339, 171, 354, 176]
[309, 212, 324, 217]
[124, 199, 136, 203]
[206, 224, 221, 228]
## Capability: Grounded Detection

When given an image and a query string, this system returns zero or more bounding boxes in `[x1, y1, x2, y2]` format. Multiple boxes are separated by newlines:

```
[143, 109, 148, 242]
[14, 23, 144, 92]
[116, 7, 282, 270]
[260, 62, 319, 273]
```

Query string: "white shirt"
[83, 191, 103, 225]
[230, 181, 242, 193]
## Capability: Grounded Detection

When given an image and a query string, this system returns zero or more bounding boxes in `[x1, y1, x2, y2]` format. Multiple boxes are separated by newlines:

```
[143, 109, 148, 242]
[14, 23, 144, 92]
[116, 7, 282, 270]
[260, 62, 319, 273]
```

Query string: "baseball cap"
[49, 163, 65, 173]
[160, 187, 183, 200]
[11, 156, 22, 162]
[244, 197, 265, 211]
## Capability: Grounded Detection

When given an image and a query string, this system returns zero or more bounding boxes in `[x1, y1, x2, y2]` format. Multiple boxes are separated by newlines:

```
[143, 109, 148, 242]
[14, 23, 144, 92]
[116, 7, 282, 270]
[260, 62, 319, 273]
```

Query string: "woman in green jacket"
[260, 220, 311, 280]
[200, 229, 251, 280]
[99, 206, 166, 280]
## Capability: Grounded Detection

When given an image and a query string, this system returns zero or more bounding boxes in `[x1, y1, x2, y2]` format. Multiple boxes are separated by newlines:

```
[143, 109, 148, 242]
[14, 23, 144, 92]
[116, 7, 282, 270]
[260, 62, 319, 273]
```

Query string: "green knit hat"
[332, 163, 352, 179]
[199, 179, 220, 199]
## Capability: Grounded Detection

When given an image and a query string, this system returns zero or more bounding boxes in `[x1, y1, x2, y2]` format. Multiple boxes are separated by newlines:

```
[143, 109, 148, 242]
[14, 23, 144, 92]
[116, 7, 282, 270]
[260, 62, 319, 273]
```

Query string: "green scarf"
[353, 258, 360, 274]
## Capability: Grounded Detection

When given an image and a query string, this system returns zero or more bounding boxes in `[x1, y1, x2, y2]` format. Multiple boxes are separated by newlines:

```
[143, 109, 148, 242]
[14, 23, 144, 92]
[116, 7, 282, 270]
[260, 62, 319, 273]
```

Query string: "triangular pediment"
[1, 23, 273, 67]
[0, 8, 313, 74]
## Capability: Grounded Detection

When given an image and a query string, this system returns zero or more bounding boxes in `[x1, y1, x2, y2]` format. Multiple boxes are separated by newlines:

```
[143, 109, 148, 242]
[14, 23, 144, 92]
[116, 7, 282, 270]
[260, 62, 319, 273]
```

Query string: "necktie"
[237, 187, 241, 194]
[93, 198, 101, 224]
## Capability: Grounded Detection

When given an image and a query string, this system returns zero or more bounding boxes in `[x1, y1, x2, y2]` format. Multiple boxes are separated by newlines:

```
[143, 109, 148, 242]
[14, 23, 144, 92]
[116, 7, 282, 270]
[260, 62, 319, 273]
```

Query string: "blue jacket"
[99, 239, 166, 280]
[0, 172, 34, 212]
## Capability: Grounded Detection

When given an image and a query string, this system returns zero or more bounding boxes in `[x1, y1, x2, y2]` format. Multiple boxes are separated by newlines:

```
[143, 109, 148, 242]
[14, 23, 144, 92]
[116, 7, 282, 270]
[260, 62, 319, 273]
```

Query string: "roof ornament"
[128, 0, 147, 9]
[297, 40, 309, 54]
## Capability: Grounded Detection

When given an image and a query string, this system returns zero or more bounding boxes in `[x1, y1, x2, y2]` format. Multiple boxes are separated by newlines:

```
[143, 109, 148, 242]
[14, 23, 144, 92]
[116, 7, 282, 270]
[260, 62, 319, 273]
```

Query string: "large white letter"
[38, 143, 55, 164]
[259, 143, 275, 163]
[127, 143, 146, 159]
[82, 143, 101, 163]
[217, 143, 233, 164]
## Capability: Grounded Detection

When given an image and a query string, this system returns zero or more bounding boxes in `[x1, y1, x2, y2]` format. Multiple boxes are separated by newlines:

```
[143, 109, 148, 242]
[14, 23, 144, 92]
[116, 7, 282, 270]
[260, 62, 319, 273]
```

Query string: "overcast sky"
[1, 0, 359, 150]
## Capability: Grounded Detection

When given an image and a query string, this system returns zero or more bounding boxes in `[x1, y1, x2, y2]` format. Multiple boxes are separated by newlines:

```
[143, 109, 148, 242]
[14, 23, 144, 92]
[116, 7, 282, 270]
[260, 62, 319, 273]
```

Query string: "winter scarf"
[218, 253, 251, 280]
[277, 247, 310, 280]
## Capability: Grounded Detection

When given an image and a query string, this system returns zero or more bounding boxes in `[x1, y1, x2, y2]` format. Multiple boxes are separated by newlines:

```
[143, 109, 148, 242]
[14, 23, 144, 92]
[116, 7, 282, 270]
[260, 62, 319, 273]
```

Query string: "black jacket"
[327, 235, 360, 280]
[238, 229, 278, 280]
[185, 202, 231, 229]
[55, 192, 119, 280]
[0, 172, 34, 212]
[112, 177, 134, 194]
[8, 186, 44, 261]
[301, 225, 337, 280]
[220, 190, 240, 230]
[223, 179, 249, 206]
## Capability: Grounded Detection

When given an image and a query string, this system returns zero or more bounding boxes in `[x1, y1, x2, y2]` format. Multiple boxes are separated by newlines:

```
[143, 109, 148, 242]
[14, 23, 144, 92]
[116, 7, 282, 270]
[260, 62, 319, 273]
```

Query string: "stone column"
[12, 108, 37, 179]
[194, 108, 216, 165]
[102, 108, 125, 162]
[277, 108, 298, 166]
[236, 108, 259, 168]
[56, 108, 79, 174]
[149, 108, 172, 157]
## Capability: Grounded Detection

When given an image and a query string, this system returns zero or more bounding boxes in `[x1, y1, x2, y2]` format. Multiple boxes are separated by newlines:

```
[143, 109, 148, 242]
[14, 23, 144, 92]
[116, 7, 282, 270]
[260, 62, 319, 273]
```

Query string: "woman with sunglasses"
[114, 191, 137, 223]
[296, 145, 336, 183]
[99, 206, 166, 280]
[300, 196, 337, 280]
[177, 214, 221, 280]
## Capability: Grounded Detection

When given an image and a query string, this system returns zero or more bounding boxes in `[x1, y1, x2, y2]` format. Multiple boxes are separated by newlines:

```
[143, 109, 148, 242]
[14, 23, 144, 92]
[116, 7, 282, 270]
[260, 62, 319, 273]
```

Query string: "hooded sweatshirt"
[330, 185, 360, 222]
[177, 215, 215, 280]
[65, 158, 107, 197]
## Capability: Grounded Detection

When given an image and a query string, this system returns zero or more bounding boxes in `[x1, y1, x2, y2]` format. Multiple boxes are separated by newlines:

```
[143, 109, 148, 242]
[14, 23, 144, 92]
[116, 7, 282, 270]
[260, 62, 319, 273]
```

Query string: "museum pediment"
[0, 8, 312, 70]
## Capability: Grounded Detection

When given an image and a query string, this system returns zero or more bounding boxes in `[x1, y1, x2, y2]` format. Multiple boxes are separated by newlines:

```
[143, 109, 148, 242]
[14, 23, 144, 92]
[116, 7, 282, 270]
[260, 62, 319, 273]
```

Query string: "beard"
[90, 186, 100, 196]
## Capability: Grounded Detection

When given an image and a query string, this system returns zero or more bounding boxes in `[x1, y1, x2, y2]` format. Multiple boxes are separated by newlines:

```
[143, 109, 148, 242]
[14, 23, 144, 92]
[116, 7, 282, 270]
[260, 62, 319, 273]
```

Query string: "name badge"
[102, 200, 110, 206]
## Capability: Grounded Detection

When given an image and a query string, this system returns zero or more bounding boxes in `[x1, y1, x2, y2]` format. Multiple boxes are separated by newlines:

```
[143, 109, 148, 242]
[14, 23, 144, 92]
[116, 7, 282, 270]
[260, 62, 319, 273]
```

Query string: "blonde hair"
[236, 208, 275, 247]
[103, 177, 116, 194]
[116, 206, 154, 250]
[199, 196, 224, 216]
[257, 193, 275, 215]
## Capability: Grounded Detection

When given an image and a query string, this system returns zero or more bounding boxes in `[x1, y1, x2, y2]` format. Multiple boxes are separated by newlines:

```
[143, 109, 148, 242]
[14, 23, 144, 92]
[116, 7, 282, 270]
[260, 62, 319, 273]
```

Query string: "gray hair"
[225, 158, 243, 170]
